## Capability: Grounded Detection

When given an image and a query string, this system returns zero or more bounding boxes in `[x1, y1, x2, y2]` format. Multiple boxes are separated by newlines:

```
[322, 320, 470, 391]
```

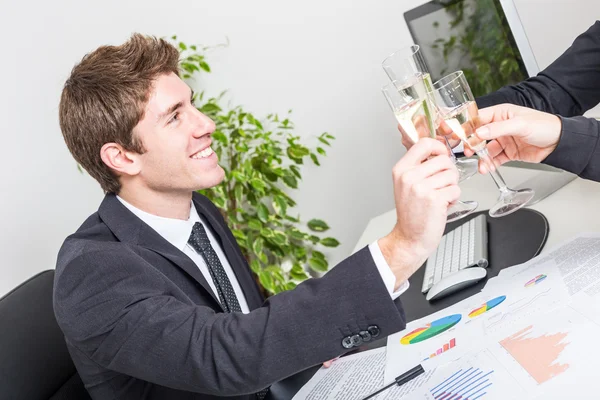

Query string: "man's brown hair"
[59, 33, 180, 193]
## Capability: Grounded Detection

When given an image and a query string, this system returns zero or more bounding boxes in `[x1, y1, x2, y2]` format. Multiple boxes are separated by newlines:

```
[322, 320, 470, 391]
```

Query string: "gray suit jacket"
[477, 21, 600, 180]
[53, 193, 407, 399]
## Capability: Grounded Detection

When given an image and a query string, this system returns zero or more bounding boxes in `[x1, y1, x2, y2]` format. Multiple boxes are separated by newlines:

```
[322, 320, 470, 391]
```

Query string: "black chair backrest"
[0, 270, 91, 399]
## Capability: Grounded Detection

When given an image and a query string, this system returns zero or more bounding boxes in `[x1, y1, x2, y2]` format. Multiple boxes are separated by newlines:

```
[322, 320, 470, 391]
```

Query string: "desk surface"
[354, 165, 600, 255]
[270, 166, 600, 400]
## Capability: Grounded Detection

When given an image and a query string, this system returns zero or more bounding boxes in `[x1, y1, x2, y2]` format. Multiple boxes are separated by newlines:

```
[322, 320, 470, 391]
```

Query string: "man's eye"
[168, 112, 180, 124]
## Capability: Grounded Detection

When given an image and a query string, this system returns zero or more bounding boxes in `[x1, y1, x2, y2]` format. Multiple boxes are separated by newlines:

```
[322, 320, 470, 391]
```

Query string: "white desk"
[354, 166, 600, 254]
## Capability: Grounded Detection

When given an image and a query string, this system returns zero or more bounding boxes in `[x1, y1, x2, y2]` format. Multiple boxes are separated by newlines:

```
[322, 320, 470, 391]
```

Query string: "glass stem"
[476, 147, 510, 194]
[444, 136, 458, 162]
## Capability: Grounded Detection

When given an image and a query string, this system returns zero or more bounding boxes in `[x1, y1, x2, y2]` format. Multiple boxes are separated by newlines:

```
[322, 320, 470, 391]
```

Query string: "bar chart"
[423, 338, 457, 361]
[429, 367, 494, 400]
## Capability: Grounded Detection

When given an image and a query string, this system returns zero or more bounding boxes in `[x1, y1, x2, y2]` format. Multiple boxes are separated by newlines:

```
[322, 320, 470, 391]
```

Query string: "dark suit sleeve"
[475, 21, 600, 180]
[477, 21, 600, 115]
[54, 245, 407, 396]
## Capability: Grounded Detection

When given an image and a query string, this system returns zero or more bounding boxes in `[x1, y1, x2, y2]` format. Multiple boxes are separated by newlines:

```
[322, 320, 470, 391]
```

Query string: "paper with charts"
[385, 233, 600, 399]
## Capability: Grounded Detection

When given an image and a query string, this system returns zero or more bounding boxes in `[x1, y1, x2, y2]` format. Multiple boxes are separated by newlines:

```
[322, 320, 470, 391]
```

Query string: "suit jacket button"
[342, 336, 354, 349]
[359, 330, 372, 342]
[367, 325, 380, 338]
[351, 334, 363, 347]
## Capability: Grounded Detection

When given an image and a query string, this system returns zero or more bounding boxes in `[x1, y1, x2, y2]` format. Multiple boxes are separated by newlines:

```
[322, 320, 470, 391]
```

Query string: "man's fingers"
[437, 185, 461, 205]
[397, 138, 449, 168]
[420, 168, 459, 191]
[401, 155, 455, 184]
[476, 118, 526, 141]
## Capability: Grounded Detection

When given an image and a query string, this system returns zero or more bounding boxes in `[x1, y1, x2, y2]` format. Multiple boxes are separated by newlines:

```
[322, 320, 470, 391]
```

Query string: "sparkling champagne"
[393, 75, 436, 144]
[443, 101, 485, 151]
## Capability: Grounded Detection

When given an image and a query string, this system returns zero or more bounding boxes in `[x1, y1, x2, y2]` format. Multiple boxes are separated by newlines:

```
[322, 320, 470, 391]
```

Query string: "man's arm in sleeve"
[477, 21, 600, 116]
[543, 116, 600, 180]
[54, 245, 407, 397]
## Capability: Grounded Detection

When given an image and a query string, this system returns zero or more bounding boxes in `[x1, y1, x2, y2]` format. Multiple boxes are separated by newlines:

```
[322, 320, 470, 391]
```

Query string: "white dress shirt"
[117, 196, 409, 313]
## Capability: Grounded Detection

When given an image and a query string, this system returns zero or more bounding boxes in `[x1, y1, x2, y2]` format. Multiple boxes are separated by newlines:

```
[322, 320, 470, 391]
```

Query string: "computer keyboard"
[421, 214, 489, 294]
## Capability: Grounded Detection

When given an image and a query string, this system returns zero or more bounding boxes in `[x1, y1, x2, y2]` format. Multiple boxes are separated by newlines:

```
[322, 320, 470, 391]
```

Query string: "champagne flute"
[430, 71, 535, 218]
[382, 45, 478, 182]
[382, 79, 478, 223]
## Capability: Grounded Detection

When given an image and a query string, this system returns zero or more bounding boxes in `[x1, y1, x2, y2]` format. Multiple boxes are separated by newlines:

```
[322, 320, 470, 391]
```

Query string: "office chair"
[0, 270, 91, 400]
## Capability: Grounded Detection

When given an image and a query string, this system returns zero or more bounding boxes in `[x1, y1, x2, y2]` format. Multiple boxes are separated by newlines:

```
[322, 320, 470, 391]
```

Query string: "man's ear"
[100, 143, 141, 177]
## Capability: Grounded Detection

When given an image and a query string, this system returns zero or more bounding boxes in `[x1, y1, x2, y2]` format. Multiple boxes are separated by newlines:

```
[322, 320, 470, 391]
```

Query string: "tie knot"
[189, 222, 210, 251]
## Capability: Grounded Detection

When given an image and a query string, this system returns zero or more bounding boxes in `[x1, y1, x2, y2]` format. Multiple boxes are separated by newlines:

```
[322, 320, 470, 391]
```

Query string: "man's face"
[131, 72, 224, 193]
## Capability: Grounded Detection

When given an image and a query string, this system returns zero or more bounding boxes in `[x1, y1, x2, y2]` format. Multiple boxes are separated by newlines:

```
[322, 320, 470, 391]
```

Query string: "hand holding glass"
[429, 71, 535, 218]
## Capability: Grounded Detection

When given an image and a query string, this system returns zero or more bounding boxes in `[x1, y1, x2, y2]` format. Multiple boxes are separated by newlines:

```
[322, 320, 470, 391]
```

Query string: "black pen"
[361, 364, 425, 400]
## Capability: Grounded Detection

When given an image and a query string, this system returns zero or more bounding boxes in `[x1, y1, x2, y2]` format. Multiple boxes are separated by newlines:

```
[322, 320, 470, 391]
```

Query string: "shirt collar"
[116, 196, 201, 251]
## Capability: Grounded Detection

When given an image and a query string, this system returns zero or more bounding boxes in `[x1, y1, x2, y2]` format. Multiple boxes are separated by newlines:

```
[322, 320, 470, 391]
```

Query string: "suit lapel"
[192, 193, 265, 310]
[98, 194, 223, 309]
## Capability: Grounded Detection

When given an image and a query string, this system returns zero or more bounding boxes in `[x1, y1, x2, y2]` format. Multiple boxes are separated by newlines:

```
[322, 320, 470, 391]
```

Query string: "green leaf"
[259, 271, 275, 293]
[199, 61, 211, 72]
[213, 196, 226, 208]
[232, 171, 246, 182]
[318, 137, 330, 146]
[290, 264, 309, 280]
[294, 246, 307, 260]
[308, 219, 329, 232]
[309, 235, 320, 244]
[252, 237, 264, 255]
[283, 175, 298, 189]
[321, 237, 341, 247]
[257, 203, 269, 223]
[234, 185, 244, 204]
[250, 178, 266, 192]
[260, 228, 274, 238]
[289, 229, 306, 240]
[271, 231, 289, 246]
[190, 45, 197, 50]
[199, 103, 221, 113]
[273, 196, 288, 215]
[316, 147, 326, 156]
[285, 282, 298, 291]
[312, 250, 326, 260]
[308, 257, 328, 272]
[211, 131, 228, 145]
[179, 42, 187, 51]
[232, 229, 247, 242]
[324, 133, 335, 140]
[310, 154, 320, 166]
[250, 259, 261, 274]
[289, 165, 302, 179]
[248, 219, 262, 230]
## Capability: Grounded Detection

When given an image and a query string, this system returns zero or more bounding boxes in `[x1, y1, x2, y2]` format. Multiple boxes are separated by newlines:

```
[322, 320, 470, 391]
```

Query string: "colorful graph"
[401, 314, 462, 345]
[499, 325, 570, 384]
[430, 367, 494, 399]
[423, 338, 456, 361]
[468, 296, 506, 318]
[525, 274, 547, 288]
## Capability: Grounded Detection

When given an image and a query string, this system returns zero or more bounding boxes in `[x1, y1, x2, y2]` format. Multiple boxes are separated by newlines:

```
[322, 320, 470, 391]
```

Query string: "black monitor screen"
[404, 0, 528, 97]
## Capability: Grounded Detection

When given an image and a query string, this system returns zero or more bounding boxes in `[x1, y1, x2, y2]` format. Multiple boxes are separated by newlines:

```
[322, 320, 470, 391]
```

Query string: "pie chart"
[400, 314, 462, 345]
[468, 295, 506, 318]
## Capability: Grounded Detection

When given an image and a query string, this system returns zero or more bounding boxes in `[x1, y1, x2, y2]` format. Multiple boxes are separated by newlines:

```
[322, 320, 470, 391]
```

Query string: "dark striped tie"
[188, 222, 269, 399]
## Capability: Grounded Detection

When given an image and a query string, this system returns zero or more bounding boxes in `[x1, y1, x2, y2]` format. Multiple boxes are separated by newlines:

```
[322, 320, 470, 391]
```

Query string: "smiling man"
[53, 34, 460, 399]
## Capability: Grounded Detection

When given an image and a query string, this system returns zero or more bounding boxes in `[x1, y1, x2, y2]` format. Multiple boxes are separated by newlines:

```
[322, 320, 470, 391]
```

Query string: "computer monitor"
[404, 0, 538, 93]
[403, 0, 576, 205]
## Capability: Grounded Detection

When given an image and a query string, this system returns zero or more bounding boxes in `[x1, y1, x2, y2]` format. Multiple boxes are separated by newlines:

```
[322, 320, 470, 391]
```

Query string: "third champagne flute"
[430, 71, 535, 218]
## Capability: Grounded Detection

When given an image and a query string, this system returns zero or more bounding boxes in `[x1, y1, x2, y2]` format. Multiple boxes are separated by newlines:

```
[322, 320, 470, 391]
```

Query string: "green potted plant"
[173, 36, 341, 295]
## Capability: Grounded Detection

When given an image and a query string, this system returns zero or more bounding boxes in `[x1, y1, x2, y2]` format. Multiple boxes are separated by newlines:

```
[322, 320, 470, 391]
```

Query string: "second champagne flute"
[382, 79, 478, 223]
[430, 71, 535, 218]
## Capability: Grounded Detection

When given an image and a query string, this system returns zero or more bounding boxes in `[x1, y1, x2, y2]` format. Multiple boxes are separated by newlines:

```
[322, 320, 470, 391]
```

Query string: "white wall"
[1, 0, 599, 295]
